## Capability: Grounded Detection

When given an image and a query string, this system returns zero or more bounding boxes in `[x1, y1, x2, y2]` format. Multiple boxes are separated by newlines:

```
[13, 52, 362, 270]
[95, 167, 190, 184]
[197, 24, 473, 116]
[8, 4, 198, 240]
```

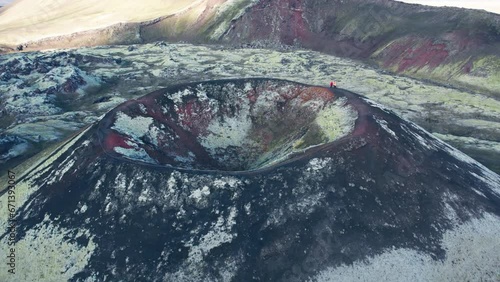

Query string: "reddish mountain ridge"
[220, 0, 500, 93]
[2, 0, 498, 93]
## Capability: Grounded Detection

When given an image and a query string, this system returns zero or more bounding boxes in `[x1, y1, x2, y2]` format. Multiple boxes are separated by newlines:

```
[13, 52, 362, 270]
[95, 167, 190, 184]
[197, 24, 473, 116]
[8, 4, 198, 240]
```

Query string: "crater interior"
[100, 79, 358, 171]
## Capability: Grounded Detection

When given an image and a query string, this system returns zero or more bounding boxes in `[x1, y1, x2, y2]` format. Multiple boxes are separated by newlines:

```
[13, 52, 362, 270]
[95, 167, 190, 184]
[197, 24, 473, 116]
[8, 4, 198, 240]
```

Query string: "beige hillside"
[0, 0, 238, 46]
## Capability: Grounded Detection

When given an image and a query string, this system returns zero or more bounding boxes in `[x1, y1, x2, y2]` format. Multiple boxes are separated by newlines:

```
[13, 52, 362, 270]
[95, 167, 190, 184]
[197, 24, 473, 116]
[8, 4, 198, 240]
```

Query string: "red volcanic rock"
[61, 73, 87, 93]
[297, 86, 334, 102]
[380, 37, 450, 72]
[102, 131, 134, 151]
[224, 0, 499, 78]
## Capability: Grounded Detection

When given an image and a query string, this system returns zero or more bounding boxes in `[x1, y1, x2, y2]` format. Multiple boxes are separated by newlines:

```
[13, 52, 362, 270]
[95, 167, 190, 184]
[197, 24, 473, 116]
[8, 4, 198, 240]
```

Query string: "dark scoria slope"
[1, 79, 499, 281]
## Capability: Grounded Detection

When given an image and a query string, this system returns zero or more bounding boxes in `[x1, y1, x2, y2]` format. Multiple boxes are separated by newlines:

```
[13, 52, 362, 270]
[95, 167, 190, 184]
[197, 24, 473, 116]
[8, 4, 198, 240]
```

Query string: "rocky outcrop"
[0, 53, 102, 117]
[0, 51, 105, 171]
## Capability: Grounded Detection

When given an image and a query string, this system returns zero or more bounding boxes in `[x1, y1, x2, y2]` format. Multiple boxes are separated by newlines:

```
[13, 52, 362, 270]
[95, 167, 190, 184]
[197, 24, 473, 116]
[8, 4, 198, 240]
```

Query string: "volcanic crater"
[2, 78, 500, 281]
[98, 79, 358, 171]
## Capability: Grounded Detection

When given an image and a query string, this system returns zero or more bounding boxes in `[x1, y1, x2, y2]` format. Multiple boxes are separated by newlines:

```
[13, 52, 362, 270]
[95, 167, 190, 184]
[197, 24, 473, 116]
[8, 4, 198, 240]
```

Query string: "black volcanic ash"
[0, 79, 499, 282]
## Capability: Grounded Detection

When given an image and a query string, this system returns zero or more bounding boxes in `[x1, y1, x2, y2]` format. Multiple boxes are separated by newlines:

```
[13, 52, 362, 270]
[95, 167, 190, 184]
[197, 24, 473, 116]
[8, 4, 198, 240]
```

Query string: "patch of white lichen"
[315, 98, 358, 142]
[310, 213, 500, 282]
[0, 215, 96, 282]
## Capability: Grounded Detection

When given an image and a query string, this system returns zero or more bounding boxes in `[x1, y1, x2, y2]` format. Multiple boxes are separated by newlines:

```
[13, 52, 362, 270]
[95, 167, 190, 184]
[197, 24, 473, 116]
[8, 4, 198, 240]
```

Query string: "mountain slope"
[1, 0, 498, 94]
[221, 0, 500, 94]
[0, 0, 258, 47]
[0, 0, 193, 42]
